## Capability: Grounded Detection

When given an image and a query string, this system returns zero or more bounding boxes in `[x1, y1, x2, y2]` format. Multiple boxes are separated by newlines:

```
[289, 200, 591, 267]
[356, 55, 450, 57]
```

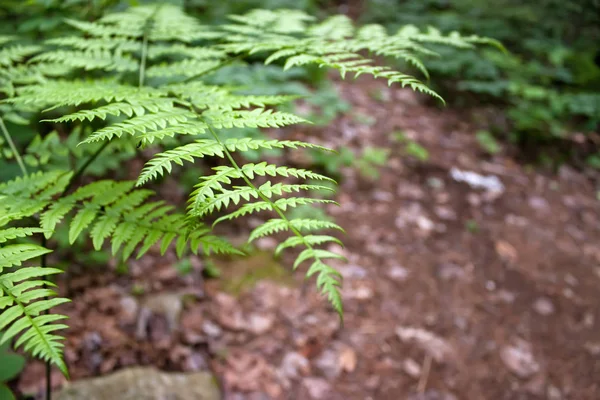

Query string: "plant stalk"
[0, 116, 27, 175]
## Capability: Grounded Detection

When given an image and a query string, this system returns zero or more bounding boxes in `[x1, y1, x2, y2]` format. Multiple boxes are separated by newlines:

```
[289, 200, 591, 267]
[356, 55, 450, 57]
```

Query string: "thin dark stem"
[0, 116, 27, 175]
[138, 31, 149, 88]
[182, 53, 247, 83]
[62, 141, 110, 195]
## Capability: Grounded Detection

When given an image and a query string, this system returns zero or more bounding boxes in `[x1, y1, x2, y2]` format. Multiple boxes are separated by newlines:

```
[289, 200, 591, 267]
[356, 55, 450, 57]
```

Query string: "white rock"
[450, 167, 504, 193]
[202, 321, 222, 338]
[387, 265, 409, 282]
[499, 340, 540, 378]
[340, 264, 368, 279]
[314, 349, 341, 379]
[280, 352, 309, 379]
[246, 313, 274, 335]
[302, 377, 331, 399]
[402, 358, 421, 378]
[396, 326, 455, 363]
[533, 297, 555, 316]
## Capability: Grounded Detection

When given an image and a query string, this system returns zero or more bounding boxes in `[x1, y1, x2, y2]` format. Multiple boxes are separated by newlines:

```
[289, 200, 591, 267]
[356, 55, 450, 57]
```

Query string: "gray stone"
[314, 349, 341, 379]
[387, 265, 409, 282]
[533, 297, 555, 316]
[499, 341, 540, 378]
[302, 377, 331, 399]
[55, 367, 220, 400]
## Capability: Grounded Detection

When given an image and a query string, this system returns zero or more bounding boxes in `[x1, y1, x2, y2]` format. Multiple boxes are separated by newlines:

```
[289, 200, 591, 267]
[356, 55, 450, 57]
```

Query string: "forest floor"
[17, 78, 600, 400]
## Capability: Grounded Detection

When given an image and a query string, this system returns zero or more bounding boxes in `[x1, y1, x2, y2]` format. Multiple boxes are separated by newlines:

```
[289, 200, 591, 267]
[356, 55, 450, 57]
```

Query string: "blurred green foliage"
[0, 340, 25, 400]
[365, 0, 600, 167]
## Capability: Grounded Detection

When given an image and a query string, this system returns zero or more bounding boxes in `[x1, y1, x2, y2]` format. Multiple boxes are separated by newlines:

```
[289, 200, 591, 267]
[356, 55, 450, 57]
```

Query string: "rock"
[449, 168, 504, 193]
[314, 349, 341, 379]
[528, 196, 549, 212]
[396, 326, 455, 363]
[426, 177, 444, 189]
[402, 358, 421, 378]
[387, 265, 409, 282]
[55, 367, 220, 400]
[408, 389, 458, 400]
[255, 237, 277, 251]
[246, 313, 274, 335]
[372, 190, 393, 202]
[118, 296, 139, 324]
[533, 297, 555, 316]
[343, 284, 374, 300]
[437, 263, 465, 281]
[302, 377, 331, 399]
[434, 206, 457, 220]
[202, 321, 222, 338]
[397, 183, 425, 200]
[339, 264, 368, 280]
[500, 340, 540, 378]
[279, 352, 310, 379]
[547, 385, 562, 400]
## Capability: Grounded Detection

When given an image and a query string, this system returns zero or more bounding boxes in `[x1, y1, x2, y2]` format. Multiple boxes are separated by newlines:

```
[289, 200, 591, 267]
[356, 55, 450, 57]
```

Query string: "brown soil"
[16, 79, 600, 400]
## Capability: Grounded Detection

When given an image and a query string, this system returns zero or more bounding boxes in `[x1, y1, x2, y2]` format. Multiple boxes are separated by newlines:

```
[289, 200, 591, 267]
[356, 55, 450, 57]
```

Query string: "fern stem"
[203, 123, 324, 266]
[182, 53, 247, 83]
[138, 33, 149, 88]
[0, 116, 27, 175]
[63, 141, 110, 195]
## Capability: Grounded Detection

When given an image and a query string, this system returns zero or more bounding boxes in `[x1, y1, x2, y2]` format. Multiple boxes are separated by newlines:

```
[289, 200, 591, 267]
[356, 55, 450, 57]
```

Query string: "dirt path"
[18, 80, 600, 400]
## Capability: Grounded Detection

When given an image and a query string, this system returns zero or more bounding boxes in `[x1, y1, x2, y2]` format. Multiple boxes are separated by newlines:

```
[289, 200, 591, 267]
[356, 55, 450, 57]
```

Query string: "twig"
[417, 353, 432, 394]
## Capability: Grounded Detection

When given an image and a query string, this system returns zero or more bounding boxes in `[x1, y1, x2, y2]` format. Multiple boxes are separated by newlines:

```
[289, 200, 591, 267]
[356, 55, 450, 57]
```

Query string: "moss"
[210, 251, 294, 296]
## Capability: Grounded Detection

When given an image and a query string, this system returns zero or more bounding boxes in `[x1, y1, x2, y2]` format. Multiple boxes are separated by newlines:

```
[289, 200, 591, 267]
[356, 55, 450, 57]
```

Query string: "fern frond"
[12, 81, 160, 108]
[45, 36, 140, 52]
[0, 45, 42, 67]
[45, 98, 175, 123]
[248, 218, 343, 242]
[0, 228, 45, 243]
[0, 232, 69, 376]
[30, 50, 139, 72]
[81, 108, 195, 143]
[137, 140, 225, 185]
[203, 108, 308, 129]
[275, 234, 343, 255]
[214, 198, 337, 225]
[146, 60, 222, 78]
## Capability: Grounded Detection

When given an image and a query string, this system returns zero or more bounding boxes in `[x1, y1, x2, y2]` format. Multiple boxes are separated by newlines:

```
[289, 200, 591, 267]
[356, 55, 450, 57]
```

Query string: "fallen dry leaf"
[338, 347, 357, 373]
[495, 240, 518, 264]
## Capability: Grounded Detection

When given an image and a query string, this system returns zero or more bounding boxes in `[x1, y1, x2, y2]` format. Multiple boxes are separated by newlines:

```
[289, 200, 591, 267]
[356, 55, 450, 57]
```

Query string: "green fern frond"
[12, 81, 160, 108]
[203, 108, 308, 129]
[45, 98, 175, 123]
[30, 50, 139, 72]
[0, 45, 42, 67]
[275, 234, 343, 255]
[45, 36, 140, 52]
[81, 108, 194, 143]
[0, 232, 69, 376]
[0, 228, 46, 243]
[146, 60, 222, 78]
[137, 140, 225, 185]
[214, 198, 337, 225]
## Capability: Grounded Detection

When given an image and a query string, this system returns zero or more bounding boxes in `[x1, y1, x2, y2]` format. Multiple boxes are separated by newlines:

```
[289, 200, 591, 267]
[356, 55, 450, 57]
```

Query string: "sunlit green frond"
[81, 108, 195, 143]
[137, 140, 225, 185]
[30, 50, 139, 72]
[204, 108, 308, 129]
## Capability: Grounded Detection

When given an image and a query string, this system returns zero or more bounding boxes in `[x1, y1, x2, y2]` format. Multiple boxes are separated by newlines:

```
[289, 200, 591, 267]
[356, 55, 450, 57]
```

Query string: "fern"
[0, 3, 494, 375]
[0, 224, 69, 376]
